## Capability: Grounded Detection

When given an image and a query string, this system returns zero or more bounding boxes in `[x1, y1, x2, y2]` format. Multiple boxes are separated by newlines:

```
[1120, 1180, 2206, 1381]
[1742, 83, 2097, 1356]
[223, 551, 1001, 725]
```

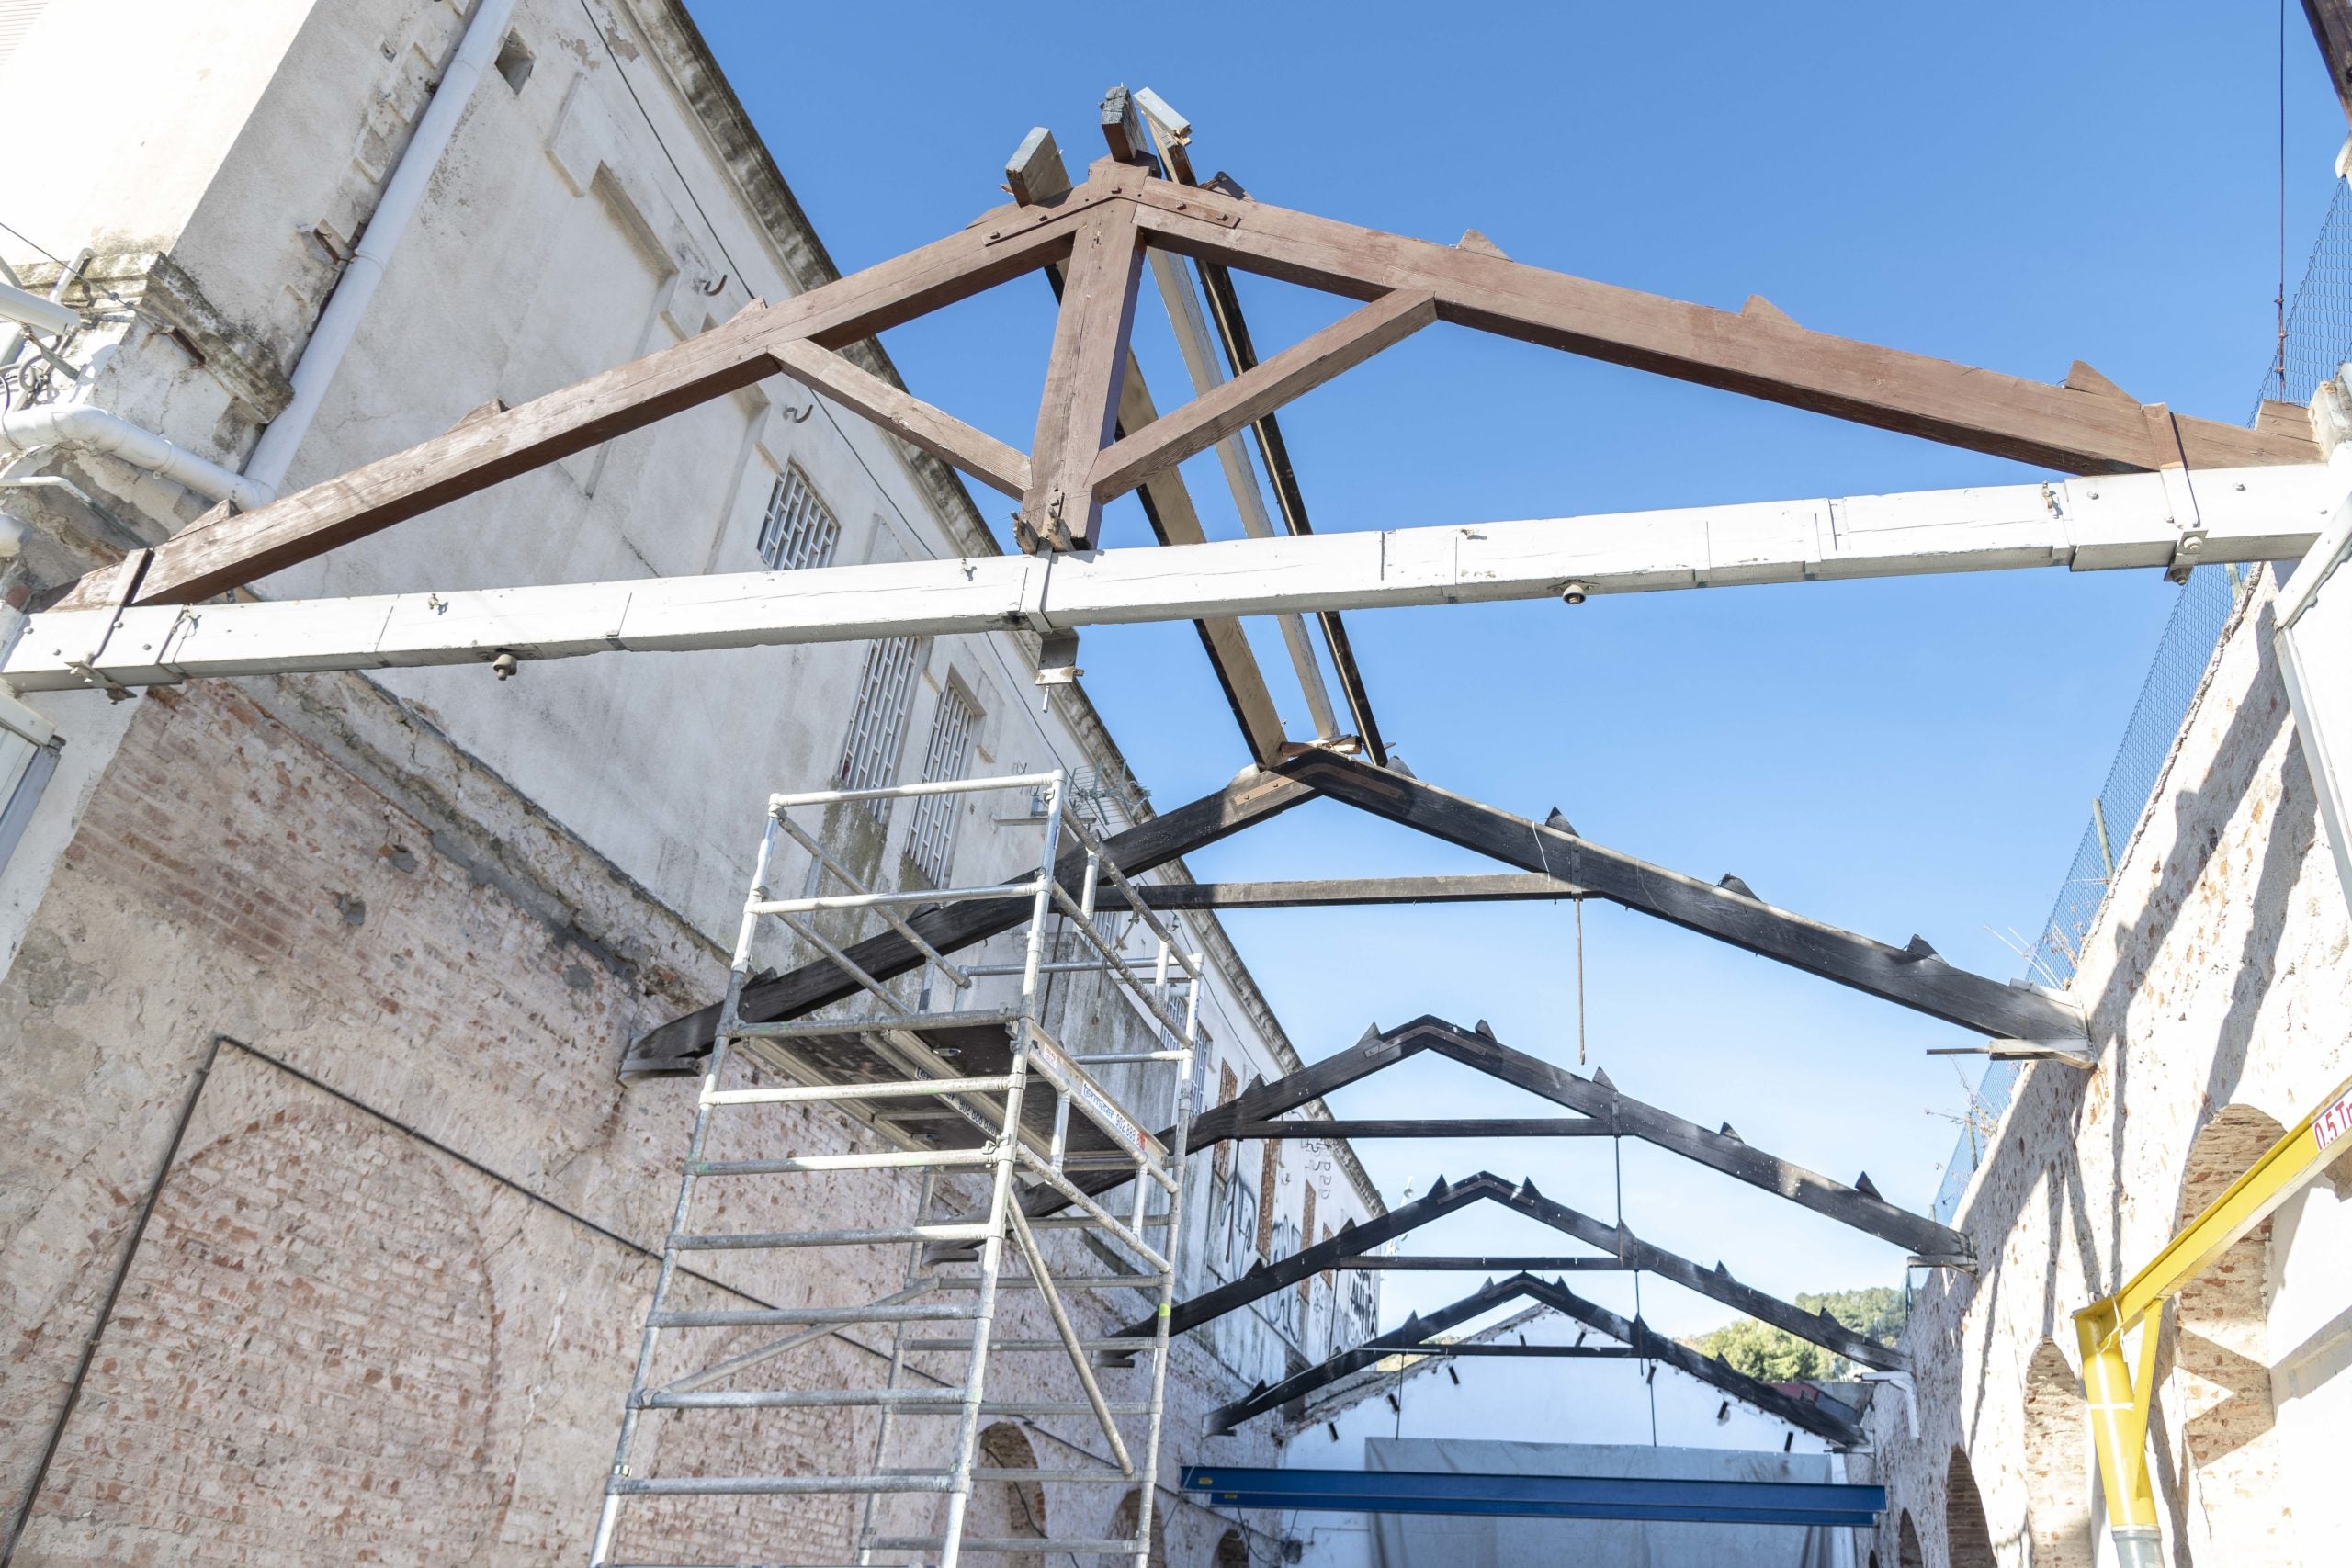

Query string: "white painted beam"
[6, 464, 2339, 694]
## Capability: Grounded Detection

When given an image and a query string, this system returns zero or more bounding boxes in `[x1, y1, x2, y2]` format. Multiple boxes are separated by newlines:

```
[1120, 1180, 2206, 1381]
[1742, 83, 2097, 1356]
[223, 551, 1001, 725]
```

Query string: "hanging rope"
[1575, 898, 1587, 1066]
[2278, 0, 2290, 400]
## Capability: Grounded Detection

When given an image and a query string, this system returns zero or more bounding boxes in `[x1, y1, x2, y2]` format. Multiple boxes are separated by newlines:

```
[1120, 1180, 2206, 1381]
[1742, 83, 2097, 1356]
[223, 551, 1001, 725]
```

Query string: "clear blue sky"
[688, 0, 2347, 1336]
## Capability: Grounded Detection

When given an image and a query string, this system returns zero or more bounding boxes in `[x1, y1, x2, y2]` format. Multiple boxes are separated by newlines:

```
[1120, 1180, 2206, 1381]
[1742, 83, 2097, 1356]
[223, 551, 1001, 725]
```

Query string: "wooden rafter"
[57, 121, 2305, 615]
[769, 340, 1030, 499]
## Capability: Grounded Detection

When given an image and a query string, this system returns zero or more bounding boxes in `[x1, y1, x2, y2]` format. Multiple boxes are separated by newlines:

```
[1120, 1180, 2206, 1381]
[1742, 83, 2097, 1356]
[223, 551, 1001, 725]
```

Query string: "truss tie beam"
[16, 465, 2338, 696]
[1200, 1270, 1862, 1445]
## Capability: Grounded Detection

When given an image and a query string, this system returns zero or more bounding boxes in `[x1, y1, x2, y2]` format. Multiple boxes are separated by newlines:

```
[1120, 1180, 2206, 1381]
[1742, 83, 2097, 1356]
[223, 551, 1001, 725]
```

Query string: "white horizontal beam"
[6, 464, 2340, 694]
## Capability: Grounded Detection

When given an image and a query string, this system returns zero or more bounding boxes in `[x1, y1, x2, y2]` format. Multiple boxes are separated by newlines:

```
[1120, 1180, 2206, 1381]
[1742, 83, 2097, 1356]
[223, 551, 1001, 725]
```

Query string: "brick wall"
[0, 675, 1282, 1564]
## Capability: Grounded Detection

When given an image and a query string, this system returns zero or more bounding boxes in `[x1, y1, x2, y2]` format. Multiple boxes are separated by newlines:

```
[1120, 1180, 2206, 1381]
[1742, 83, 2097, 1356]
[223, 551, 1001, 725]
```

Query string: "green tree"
[1685, 1285, 1907, 1382]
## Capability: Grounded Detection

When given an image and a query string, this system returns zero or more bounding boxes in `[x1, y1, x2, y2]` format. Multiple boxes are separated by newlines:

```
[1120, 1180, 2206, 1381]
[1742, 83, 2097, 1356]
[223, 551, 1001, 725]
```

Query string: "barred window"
[837, 637, 921, 809]
[905, 682, 979, 883]
[756, 466, 841, 570]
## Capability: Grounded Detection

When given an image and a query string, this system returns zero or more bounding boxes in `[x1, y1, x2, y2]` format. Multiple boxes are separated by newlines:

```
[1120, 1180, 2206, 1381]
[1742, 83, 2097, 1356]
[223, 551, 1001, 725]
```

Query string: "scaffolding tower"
[589, 771, 1204, 1568]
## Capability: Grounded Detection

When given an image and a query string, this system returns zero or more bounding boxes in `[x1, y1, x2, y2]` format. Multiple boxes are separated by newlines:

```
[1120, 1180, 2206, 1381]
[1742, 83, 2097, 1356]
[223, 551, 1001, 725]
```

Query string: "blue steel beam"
[1180, 1465, 1885, 1529]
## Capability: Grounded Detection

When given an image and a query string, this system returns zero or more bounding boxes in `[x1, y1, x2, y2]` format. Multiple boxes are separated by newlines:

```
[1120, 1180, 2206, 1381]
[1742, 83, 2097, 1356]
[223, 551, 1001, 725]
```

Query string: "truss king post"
[588, 770, 1204, 1568]
[1020, 168, 1147, 552]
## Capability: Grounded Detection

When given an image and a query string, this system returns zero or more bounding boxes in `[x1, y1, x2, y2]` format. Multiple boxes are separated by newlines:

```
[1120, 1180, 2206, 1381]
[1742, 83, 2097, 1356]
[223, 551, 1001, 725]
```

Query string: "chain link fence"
[1931, 179, 2352, 1224]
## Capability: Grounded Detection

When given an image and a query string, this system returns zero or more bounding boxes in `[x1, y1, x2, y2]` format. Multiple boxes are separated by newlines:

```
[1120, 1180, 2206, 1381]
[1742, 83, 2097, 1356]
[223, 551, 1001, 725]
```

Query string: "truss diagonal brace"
[1125, 176, 2315, 476]
[1277, 750, 2087, 1050]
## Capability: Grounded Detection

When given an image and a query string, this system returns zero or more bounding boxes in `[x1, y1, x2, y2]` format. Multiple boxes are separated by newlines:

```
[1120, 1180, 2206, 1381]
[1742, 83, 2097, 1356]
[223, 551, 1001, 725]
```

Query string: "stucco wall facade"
[1860, 569, 2352, 1568]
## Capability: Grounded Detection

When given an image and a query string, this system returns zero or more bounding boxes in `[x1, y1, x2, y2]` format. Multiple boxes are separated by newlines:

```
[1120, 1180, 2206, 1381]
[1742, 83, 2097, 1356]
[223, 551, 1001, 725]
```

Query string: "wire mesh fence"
[1931, 180, 2352, 1224]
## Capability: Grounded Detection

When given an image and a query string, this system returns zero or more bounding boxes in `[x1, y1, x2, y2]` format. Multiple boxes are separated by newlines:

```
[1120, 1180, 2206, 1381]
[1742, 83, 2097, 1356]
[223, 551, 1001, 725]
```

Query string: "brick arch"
[2170, 1102, 2290, 1562]
[1107, 1485, 1170, 1568]
[962, 1420, 1046, 1568]
[1895, 1508, 1924, 1568]
[2020, 1339, 2094, 1567]
[24, 1100, 506, 1561]
[1946, 1446, 1996, 1568]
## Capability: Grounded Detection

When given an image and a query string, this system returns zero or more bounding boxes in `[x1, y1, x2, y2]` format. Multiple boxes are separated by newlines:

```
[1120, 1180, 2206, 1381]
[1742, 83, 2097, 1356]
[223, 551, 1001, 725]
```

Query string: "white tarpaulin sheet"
[1366, 1438, 1844, 1568]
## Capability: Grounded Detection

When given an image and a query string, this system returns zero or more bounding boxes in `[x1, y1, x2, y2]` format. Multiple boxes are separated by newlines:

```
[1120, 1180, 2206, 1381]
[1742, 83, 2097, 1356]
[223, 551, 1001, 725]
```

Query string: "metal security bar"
[587, 771, 1204, 1568]
[757, 465, 843, 572]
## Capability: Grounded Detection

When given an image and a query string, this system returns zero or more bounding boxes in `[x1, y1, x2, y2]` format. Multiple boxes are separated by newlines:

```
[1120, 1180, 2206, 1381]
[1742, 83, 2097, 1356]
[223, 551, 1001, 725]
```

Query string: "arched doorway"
[1103, 1486, 1168, 1568]
[1895, 1508, 1924, 1568]
[1946, 1447, 1996, 1568]
[961, 1422, 1046, 1568]
[2172, 1103, 2290, 1563]
[2021, 1339, 2095, 1567]
[1214, 1527, 1250, 1568]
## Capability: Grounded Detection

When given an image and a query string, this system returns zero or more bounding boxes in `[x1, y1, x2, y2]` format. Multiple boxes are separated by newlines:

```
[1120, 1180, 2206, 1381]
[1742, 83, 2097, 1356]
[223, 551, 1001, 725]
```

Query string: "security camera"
[1560, 581, 1589, 605]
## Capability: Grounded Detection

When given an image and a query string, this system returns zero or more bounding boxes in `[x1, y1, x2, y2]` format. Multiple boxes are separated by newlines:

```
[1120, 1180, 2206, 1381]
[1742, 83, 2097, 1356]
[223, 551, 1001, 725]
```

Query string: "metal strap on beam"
[16, 465, 2336, 695]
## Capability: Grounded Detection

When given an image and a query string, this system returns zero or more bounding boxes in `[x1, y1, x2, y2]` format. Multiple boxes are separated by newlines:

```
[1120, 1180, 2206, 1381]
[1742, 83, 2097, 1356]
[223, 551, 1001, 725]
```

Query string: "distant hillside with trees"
[1683, 1286, 1906, 1381]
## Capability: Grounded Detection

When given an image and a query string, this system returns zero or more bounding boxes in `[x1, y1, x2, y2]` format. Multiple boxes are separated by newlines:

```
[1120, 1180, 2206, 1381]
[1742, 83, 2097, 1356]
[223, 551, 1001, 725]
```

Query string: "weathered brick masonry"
[1862, 572, 2352, 1567]
[1, 675, 1272, 1563]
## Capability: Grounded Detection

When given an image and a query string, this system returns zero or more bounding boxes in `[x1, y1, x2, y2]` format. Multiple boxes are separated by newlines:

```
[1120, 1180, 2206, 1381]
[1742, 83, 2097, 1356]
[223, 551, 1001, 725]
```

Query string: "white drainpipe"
[242, 0, 519, 491]
[0, 403, 274, 512]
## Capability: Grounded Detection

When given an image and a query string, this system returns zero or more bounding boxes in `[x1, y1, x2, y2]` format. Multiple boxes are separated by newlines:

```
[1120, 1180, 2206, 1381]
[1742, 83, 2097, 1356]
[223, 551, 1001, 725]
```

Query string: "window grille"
[905, 682, 978, 882]
[836, 637, 920, 811]
[755, 466, 841, 571]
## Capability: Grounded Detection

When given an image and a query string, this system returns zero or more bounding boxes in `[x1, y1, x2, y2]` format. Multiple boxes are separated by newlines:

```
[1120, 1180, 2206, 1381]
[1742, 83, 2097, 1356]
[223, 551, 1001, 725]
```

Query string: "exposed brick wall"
[1860, 575, 2351, 1568]
[0, 676, 1287, 1565]
[30, 1098, 507, 1562]
[2018, 1340, 2094, 1568]
[1945, 1447, 1996, 1568]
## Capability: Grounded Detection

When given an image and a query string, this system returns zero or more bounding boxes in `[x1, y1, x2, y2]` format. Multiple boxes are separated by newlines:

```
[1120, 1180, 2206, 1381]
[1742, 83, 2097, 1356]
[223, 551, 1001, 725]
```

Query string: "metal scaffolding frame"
[589, 771, 1204, 1568]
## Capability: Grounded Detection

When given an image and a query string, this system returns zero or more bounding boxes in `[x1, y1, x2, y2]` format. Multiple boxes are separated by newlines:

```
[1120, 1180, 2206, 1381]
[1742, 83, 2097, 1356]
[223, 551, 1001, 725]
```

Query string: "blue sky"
[688, 1, 2348, 1335]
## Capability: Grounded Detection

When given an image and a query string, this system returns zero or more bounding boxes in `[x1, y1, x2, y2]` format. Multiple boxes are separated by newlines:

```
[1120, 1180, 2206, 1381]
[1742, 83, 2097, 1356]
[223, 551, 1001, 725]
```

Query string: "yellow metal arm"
[2072, 1070, 2352, 1557]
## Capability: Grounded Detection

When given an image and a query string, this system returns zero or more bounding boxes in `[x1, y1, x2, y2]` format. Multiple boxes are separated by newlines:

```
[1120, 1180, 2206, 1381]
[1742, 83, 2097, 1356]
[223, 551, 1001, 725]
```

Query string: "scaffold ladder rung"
[646, 1303, 977, 1329]
[668, 1222, 992, 1250]
[606, 1472, 956, 1496]
[588, 771, 1199, 1568]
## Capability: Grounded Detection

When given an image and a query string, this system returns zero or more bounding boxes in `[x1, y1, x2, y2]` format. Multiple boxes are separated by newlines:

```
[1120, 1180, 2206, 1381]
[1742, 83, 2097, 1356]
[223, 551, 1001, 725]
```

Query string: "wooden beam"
[1089, 288, 1438, 502]
[769, 339, 1030, 499]
[621, 763, 1317, 1072]
[1138, 874, 1583, 909]
[1204, 1269, 1862, 1444]
[1008, 125, 1288, 762]
[29, 466, 2335, 694]
[1277, 750, 2089, 1050]
[61, 189, 1089, 610]
[1394, 1015, 1972, 1263]
[1125, 1166, 1904, 1373]
[1227, 1118, 1611, 1138]
[1125, 176, 2316, 475]
[1331, 1255, 1623, 1271]
[2305, 1, 2352, 125]
[1020, 174, 1146, 549]
[1116, 368, 1288, 763]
